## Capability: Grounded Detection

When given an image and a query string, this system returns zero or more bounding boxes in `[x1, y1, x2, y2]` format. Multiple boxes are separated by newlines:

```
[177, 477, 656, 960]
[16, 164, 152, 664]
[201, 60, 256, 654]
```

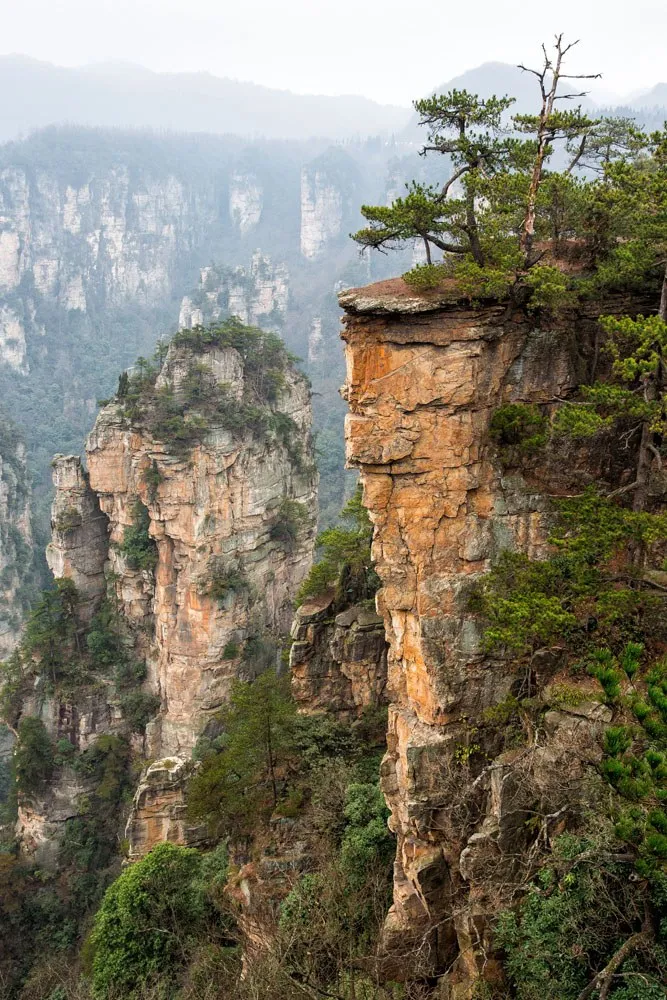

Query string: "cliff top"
[338, 277, 467, 316]
[338, 243, 595, 316]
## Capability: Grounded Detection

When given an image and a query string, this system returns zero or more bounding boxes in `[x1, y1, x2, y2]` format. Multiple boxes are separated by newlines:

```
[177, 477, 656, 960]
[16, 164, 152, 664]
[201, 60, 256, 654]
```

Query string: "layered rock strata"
[46, 455, 108, 621]
[125, 757, 207, 861]
[339, 278, 650, 993]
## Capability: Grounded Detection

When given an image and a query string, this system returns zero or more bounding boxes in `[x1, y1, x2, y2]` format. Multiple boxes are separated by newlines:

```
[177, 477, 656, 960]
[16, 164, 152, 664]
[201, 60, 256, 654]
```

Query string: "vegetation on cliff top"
[109, 317, 308, 465]
[354, 35, 667, 316]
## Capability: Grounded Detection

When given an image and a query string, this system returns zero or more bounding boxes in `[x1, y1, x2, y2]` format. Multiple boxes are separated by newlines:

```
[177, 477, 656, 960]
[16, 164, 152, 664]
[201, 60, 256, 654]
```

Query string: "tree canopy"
[353, 35, 667, 302]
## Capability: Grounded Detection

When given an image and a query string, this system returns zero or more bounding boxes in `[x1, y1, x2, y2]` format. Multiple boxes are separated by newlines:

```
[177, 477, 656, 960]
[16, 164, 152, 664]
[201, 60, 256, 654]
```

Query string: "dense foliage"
[89, 842, 230, 999]
[118, 500, 158, 572]
[113, 319, 307, 467]
[297, 484, 379, 604]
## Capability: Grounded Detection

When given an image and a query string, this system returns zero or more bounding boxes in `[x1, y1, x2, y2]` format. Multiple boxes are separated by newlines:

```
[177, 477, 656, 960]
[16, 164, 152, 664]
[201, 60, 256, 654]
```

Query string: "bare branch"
[435, 164, 470, 201]
[576, 930, 654, 1000]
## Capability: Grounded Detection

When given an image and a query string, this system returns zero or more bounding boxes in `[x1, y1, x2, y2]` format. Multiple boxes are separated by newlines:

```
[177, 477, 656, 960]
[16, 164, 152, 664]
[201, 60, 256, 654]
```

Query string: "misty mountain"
[0, 55, 411, 142]
[399, 62, 667, 143]
[428, 61, 598, 113]
[629, 83, 667, 109]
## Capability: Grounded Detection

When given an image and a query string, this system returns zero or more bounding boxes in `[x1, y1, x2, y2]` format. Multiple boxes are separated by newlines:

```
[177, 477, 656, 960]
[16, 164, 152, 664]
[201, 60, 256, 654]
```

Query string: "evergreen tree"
[188, 669, 296, 836]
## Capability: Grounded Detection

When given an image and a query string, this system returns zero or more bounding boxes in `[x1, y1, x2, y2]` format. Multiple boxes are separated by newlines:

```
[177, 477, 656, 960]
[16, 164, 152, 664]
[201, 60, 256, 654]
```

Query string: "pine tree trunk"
[632, 421, 653, 512]
[632, 263, 667, 511]
[521, 141, 547, 264]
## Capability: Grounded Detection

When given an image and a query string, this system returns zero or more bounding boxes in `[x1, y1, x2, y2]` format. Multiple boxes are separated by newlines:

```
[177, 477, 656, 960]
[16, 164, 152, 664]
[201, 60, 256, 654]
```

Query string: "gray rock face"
[179, 253, 289, 333]
[300, 169, 343, 259]
[0, 427, 33, 657]
[46, 456, 108, 620]
[290, 594, 387, 716]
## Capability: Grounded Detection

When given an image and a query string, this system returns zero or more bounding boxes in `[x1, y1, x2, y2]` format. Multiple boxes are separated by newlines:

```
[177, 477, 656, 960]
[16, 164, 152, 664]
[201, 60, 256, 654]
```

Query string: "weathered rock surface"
[290, 593, 387, 716]
[125, 757, 207, 861]
[15, 686, 124, 866]
[86, 342, 318, 755]
[179, 253, 289, 333]
[46, 455, 108, 620]
[0, 423, 34, 657]
[229, 172, 263, 235]
[15, 333, 318, 863]
[339, 278, 650, 991]
[300, 168, 343, 259]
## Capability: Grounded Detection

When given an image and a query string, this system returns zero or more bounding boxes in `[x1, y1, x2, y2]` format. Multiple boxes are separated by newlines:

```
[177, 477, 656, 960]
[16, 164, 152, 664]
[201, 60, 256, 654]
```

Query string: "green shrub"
[22, 578, 80, 687]
[298, 485, 379, 605]
[142, 459, 162, 502]
[62, 736, 132, 871]
[89, 842, 224, 999]
[117, 319, 305, 462]
[204, 559, 250, 603]
[277, 777, 393, 992]
[523, 265, 575, 312]
[54, 739, 77, 766]
[53, 506, 83, 533]
[339, 782, 393, 890]
[489, 403, 547, 457]
[495, 835, 667, 1000]
[187, 670, 296, 837]
[119, 500, 157, 572]
[15, 717, 54, 795]
[474, 490, 667, 658]
[241, 632, 279, 676]
[603, 726, 633, 757]
[587, 649, 623, 702]
[452, 257, 516, 301]
[269, 499, 309, 549]
[86, 598, 123, 669]
[402, 262, 448, 290]
[119, 690, 160, 734]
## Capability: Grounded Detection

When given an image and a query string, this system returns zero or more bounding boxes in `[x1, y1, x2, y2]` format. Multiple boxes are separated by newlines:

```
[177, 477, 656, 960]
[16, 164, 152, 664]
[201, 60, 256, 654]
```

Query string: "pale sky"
[2, 0, 665, 106]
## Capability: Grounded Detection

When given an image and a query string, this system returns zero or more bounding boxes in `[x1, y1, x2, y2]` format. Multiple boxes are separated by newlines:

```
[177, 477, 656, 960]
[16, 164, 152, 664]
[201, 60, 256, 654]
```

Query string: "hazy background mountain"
[0, 55, 412, 142]
[3, 55, 664, 149]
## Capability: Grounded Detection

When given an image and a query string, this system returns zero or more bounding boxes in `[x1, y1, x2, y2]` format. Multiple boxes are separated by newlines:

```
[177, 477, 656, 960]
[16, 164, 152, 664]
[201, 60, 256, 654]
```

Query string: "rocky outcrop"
[307, 317, 323, 363]
[229, 172, 263, 235]
[0, 304, 28, 372]
[125, 757, 207, 861]
[0, 421, 34, 657]
[339, 278, 651, 992]
[290, 594, 387, 717]
[46, 456, 108, 621]
[0, 165, 216, 315]
[300, 168, 343, 259]
[85, 340, 317, 757]
[15, 686, 124, 866]
[14, 328, 318, 864]
[179, 253, 289, 332]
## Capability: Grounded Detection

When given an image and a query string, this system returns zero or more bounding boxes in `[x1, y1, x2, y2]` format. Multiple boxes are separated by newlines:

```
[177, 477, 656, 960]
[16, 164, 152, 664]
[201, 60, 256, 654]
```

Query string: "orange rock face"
[339, 280, 642, 990]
